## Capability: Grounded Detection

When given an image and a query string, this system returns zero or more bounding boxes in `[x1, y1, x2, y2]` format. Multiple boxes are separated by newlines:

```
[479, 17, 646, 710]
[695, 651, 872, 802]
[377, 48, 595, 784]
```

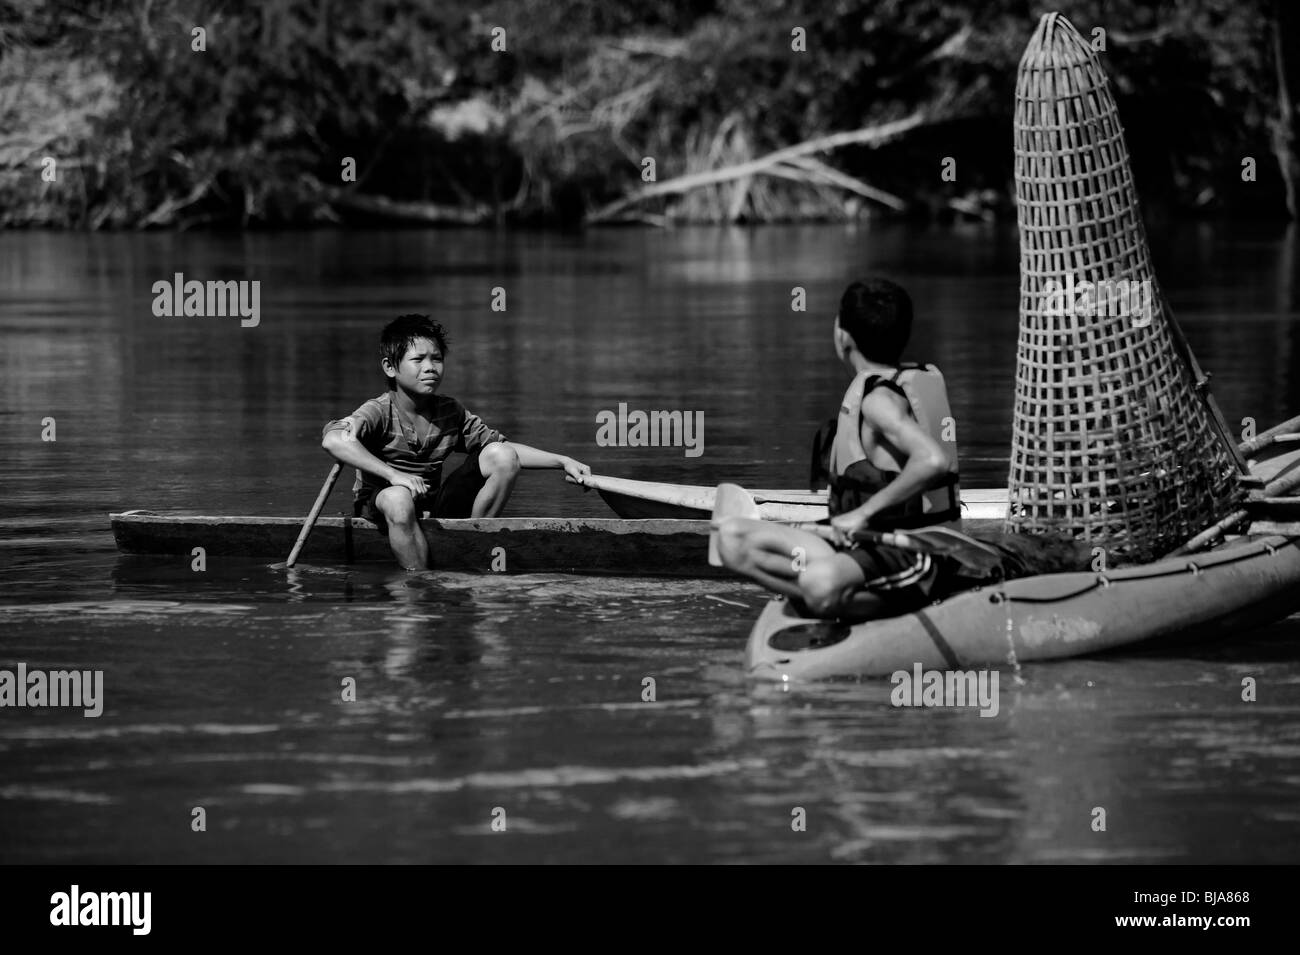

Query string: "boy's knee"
[480, 442, 520, 477]
[376, 487, 418, 525]
[799, 560, 850, 617]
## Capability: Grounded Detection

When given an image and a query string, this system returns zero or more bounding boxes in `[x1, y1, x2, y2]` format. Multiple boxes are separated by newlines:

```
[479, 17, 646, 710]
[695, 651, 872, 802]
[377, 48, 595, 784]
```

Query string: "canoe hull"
[111, 510, 1007, 575]
[746, 534, 1300, 680]
[111, 512, 723, 576]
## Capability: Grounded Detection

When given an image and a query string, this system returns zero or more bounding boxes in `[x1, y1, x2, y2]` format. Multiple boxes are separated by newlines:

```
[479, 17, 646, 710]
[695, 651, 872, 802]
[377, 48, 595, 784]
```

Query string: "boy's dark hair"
[380, 314, 449, 385]
[837, 279, 912, 365]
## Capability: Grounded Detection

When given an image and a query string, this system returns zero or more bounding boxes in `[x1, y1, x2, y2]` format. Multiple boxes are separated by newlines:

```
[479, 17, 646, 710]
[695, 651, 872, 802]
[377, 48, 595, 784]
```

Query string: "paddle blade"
[709, 483, 760, 567]
[712, 483, 761, 523]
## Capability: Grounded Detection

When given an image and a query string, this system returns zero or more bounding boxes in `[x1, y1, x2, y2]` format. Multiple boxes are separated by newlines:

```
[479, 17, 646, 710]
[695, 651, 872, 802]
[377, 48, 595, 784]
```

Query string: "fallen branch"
[1108, 26, 1176, 45]
[308, 178, 491, 225]
[637, 154, 907, 222]
[751, 163, 863, 220]
[780, 155, 906, 211]
[585, 111, 928, 223]
[947, 194, 996, 221]
[606, 36, 689, 58]
[137, 176, 214, 229]
[726, 174, 753, 221]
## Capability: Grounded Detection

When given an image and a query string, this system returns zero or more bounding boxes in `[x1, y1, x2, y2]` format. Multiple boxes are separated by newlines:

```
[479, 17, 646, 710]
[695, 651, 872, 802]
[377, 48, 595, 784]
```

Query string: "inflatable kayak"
[746, 532, 1300, 681]
[744, 425, 1300, 681]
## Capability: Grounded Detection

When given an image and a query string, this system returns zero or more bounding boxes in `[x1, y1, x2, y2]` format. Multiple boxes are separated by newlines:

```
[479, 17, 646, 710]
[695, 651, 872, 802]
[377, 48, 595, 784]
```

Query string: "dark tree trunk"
[1275, 0, 1300, 218]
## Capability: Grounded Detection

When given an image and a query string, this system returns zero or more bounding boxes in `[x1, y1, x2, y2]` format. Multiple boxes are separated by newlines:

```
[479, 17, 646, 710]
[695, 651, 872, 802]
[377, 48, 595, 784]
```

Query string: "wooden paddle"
[283, 462, 342, 568]
[709, 482, 1007, 577]
[708, 483, 760, 565]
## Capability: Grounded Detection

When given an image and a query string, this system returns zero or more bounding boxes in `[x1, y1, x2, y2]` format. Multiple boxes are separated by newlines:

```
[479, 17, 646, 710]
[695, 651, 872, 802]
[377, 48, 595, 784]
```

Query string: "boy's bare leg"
[374, 486, 429, 570]
[471, 442, 520, 517]
[807, 562, 889, 620]
[715, 517, 873, 616]
[715, 518, 825, 597]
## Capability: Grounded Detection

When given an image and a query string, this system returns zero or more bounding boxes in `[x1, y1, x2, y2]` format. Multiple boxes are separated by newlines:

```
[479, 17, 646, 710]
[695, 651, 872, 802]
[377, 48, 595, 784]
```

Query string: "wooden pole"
[286, 463, 342, 568]
[1168, 459, 1300, 556]
[1160, 300, 1251, 475]
[1238, 413, 1300, 458]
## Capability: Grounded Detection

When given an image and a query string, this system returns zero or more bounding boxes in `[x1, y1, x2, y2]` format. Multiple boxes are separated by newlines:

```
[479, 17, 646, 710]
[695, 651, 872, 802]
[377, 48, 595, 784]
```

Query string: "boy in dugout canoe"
[322, 314, 590, 569]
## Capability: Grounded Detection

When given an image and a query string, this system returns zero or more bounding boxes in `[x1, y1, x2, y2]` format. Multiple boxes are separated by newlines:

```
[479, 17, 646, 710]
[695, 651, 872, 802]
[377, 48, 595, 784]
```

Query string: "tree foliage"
[0, 0, 1288, 228]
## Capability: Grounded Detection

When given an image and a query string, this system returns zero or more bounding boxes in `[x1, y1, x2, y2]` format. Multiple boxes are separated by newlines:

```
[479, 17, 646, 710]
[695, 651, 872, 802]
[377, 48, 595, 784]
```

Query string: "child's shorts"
[355, 449, 487, 533]
[842, 542, 946, 612]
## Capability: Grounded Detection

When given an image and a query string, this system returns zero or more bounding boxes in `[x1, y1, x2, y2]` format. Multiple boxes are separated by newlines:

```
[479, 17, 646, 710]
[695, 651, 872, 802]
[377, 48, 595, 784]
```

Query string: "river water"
[1, 223, 1298, 863]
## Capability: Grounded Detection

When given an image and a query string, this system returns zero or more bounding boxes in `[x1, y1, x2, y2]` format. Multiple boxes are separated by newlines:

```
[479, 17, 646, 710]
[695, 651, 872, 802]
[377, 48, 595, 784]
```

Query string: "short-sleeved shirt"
[323, 392, 506, 501]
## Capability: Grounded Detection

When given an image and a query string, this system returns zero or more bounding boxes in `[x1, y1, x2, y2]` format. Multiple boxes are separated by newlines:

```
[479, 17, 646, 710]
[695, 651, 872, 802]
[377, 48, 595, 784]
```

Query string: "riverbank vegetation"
[1, 0, 1296, 228]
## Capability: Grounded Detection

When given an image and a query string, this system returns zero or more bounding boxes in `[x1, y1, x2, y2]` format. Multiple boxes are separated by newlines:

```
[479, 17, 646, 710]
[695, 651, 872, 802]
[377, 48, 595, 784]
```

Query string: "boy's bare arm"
[504, 441, 591, 483]
[831, 391, 950, 533]
[322, 419, 428, 497]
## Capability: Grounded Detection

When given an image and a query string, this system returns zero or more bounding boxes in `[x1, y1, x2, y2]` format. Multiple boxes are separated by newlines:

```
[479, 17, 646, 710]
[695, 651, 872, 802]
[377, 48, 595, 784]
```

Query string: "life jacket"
[810, 362, 962, 529]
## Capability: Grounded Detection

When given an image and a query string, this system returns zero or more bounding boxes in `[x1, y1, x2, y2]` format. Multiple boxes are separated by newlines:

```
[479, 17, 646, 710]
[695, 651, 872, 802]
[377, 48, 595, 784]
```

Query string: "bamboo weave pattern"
[1007, 13, 1240, 563]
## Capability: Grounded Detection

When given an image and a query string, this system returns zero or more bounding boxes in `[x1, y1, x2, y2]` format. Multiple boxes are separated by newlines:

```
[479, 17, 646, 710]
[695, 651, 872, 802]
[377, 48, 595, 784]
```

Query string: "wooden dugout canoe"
[110, 433, 1297, 579]
[111, 512, 723, 576]
[110, 508, 1006, 576]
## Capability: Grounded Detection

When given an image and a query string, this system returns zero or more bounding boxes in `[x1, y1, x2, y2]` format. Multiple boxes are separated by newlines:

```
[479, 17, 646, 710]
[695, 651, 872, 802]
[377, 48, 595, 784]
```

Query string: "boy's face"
[383, 337, 444, 396]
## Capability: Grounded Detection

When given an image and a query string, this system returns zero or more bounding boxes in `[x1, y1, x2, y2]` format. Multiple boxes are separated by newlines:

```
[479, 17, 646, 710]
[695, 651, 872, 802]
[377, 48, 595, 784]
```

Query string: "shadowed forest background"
[2, 0, 1298, 229]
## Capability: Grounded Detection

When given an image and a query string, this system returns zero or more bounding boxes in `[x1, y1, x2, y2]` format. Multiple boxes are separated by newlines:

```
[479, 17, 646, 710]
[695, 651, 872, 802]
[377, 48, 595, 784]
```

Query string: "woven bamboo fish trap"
[1006, 12, 1242, 564]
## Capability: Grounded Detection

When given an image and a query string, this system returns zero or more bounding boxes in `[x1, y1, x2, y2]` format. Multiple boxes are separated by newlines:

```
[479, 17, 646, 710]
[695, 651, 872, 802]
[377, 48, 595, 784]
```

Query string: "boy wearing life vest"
[716, 279, 962, 619]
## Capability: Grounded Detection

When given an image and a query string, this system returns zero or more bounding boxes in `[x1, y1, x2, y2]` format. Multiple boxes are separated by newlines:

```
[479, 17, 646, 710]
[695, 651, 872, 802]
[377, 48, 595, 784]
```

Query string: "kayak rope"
[990, 536, 1299, 604]
[993, 579, 1102, 604]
